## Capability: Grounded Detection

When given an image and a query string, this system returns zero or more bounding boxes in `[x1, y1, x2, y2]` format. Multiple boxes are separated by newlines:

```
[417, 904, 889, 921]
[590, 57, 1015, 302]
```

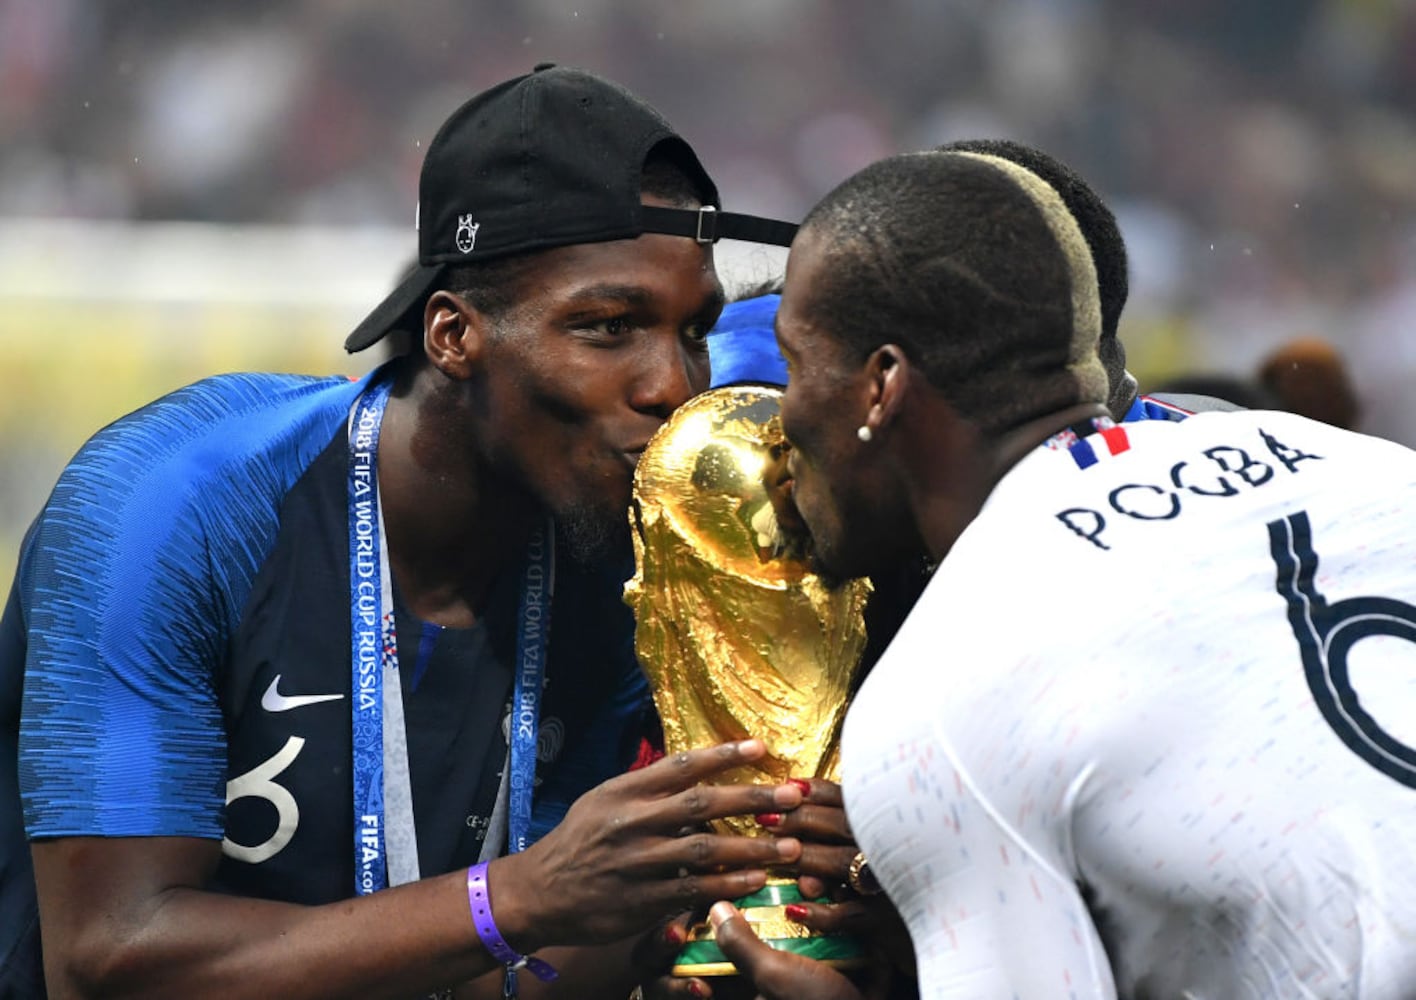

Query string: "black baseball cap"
[346, 64, 797, 352]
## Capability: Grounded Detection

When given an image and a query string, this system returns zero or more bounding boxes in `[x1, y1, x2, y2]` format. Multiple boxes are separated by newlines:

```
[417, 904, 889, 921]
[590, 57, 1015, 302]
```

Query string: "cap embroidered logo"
[456, 215, 480, 253]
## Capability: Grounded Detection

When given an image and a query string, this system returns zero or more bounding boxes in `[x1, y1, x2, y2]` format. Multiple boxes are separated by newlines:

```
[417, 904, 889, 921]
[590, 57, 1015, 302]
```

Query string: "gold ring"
[846, 850, 883, 896]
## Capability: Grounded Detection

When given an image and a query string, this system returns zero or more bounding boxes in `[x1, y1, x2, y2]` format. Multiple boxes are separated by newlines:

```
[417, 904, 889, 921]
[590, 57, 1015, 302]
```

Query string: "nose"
[630, 336, 707, 418]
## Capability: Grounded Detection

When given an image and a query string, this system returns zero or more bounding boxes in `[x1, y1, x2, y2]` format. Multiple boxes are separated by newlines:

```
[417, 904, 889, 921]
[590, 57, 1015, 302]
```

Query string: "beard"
[807, 546, 854, 593]
[553, 495, 634, 570]
[788, 494, 856, 592]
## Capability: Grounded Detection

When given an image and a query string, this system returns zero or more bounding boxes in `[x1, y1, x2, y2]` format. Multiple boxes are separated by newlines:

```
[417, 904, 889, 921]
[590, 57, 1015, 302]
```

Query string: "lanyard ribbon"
[508, 521, 554, 854]
[348, 376, 553, 896]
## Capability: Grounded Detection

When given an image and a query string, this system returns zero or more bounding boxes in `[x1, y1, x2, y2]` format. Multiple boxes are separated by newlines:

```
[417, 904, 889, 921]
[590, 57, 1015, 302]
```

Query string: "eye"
[584, 316, 632, 338]
[684, 321, 711, 345]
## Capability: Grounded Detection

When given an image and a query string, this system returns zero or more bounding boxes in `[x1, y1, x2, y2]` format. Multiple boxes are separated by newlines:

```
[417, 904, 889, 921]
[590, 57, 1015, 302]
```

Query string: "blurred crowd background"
[3, 0, 1416, 589]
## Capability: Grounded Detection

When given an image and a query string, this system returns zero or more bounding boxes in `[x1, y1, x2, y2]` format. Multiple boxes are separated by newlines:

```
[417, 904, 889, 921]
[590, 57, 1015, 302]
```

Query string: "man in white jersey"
[709, 149, 1416, 999]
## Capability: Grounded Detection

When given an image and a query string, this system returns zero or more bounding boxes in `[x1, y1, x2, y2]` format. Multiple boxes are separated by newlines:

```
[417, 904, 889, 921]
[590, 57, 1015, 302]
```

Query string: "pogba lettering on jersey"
[1055, 427, 1323, 551]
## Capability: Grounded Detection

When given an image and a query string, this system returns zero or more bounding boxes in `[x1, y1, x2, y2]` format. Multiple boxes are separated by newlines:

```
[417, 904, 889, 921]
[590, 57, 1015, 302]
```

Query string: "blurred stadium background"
[4, 0, 1416, 593]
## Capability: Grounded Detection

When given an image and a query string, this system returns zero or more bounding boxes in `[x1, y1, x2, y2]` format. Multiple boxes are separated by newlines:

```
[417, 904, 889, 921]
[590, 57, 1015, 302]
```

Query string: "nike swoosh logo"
[261, 675, 345, 712]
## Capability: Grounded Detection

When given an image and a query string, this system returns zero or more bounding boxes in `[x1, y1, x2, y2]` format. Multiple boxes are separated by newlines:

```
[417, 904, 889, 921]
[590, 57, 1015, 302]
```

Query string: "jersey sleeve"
[843, 508, 1121, 999]
[848, 727, 1117, 999]
[18, 430, 230, 840]
[16, 374, 358, 842]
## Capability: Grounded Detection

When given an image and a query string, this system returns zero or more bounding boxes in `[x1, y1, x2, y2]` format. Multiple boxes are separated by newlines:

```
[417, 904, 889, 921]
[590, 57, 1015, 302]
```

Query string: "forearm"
[42, 861, 512, 1000]
[36, 743, 801, 1000]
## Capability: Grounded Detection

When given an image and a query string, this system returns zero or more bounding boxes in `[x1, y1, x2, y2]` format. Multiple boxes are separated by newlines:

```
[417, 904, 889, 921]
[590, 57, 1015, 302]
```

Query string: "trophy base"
[671, 878, 869, 978]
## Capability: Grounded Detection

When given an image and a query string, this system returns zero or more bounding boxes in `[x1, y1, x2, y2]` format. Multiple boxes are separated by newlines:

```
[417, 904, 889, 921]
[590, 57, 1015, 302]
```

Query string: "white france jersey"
[843, 410, 1416, 999]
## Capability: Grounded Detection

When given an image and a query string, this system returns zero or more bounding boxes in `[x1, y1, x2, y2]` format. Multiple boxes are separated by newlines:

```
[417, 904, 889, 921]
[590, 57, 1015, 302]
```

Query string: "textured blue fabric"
[16, 372, 369, 839]
[708, 293, 788, 388]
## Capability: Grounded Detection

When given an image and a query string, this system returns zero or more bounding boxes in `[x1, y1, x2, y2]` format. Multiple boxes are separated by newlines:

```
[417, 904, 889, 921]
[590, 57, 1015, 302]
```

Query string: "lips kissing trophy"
[624, 384, 871, 978]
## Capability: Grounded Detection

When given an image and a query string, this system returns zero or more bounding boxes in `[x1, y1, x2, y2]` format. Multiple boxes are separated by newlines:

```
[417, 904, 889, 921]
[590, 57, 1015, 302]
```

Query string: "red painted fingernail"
[664, 923, 686, 946]
[784, 904, 810, 922]
[789, 778, 812, 795]
[689, 982, 709, 998]
[755, 812, 782, 827]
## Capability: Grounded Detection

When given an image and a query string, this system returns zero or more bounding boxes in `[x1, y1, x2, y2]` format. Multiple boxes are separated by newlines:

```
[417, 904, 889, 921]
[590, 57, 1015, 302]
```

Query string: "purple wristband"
[466, 862, 558, 983]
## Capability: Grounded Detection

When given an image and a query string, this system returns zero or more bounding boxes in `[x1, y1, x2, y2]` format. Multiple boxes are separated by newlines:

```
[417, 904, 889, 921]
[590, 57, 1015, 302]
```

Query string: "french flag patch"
[1069, 423, 1130, 469]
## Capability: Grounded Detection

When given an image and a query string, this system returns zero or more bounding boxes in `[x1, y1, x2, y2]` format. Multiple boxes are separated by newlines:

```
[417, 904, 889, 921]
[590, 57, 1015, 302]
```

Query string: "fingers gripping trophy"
[624, 384, 872, 978]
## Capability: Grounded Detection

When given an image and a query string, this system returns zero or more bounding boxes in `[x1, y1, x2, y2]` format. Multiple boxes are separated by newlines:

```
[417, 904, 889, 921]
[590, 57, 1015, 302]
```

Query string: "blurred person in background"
[732, 147, 1416, 998]
[1258, 335, 1362, 431]
[0, 64, 814, 1000]
[1151, 336, 1366, 429]
[1149, 371, 1281, 411]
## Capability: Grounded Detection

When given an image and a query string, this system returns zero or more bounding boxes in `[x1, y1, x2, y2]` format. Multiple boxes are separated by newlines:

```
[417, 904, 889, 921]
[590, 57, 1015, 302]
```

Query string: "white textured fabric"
[844, 410, 1416, 999]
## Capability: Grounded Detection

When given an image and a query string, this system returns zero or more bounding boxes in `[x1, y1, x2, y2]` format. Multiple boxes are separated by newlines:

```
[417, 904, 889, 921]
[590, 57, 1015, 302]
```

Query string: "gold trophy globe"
[624, 384, 871, 978]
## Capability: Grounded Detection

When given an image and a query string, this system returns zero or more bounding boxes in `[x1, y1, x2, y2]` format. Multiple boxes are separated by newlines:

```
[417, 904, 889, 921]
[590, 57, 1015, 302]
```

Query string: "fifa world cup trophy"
[624, 384, 871, 978]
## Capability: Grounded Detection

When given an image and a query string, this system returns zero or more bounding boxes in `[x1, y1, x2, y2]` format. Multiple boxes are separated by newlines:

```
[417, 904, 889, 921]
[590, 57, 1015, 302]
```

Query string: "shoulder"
[13, 373, 372, 842]
[35, 373, 362, 559]
[59, 372, 363, 492]
[16, 371, 370, 684]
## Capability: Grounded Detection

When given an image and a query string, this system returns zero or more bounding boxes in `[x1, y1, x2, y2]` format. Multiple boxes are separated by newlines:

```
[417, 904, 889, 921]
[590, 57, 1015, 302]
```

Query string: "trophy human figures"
[624, 384, 871, 977]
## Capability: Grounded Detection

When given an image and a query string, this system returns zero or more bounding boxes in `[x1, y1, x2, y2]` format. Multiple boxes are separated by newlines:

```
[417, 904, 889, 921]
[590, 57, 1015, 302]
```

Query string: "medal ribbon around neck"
[347, 375, 554, 896]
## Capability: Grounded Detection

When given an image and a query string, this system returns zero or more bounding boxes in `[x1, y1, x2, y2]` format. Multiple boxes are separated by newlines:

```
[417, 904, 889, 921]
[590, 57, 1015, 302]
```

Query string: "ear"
[860, 344, 911, 436]
[423, 290, 492, 380]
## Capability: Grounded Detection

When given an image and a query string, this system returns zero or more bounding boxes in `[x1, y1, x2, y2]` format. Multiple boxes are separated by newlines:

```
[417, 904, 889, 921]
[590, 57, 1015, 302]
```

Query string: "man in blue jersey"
[0, 65, 806, 1000]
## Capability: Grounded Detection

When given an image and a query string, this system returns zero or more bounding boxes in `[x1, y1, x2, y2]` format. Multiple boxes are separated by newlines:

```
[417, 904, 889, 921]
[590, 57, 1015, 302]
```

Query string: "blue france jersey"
[0, 370, 650, 997]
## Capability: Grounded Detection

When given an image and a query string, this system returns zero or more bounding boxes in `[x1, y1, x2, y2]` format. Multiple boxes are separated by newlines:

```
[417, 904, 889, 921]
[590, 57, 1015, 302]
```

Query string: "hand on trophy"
[491, 739, 805, 953]
[632, 777, 914, 1000]
[631, 909, 872, 1000]
[757, 777, 858, 900]
[706, 902, 889, 1000]
[760, 778, 916, 980]
[629, 915, 703, 999]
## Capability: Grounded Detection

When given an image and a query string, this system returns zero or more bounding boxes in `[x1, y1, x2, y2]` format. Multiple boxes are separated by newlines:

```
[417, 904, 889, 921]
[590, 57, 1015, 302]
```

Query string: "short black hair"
[938, 139, 1127, 344]
[442, 143, 712, 319]
[798, 151, 1108, 436]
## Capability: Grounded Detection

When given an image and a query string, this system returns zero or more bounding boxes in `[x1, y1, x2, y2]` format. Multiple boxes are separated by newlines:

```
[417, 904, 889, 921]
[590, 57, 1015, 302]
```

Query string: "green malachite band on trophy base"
[731, 883, 805, 909]
[671, 879, 869, 978]
[673, 930, 868, 974]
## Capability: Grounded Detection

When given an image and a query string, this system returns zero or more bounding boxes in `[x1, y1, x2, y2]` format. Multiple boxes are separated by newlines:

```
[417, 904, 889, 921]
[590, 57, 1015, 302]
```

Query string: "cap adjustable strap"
[640, 206, 798, 248]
